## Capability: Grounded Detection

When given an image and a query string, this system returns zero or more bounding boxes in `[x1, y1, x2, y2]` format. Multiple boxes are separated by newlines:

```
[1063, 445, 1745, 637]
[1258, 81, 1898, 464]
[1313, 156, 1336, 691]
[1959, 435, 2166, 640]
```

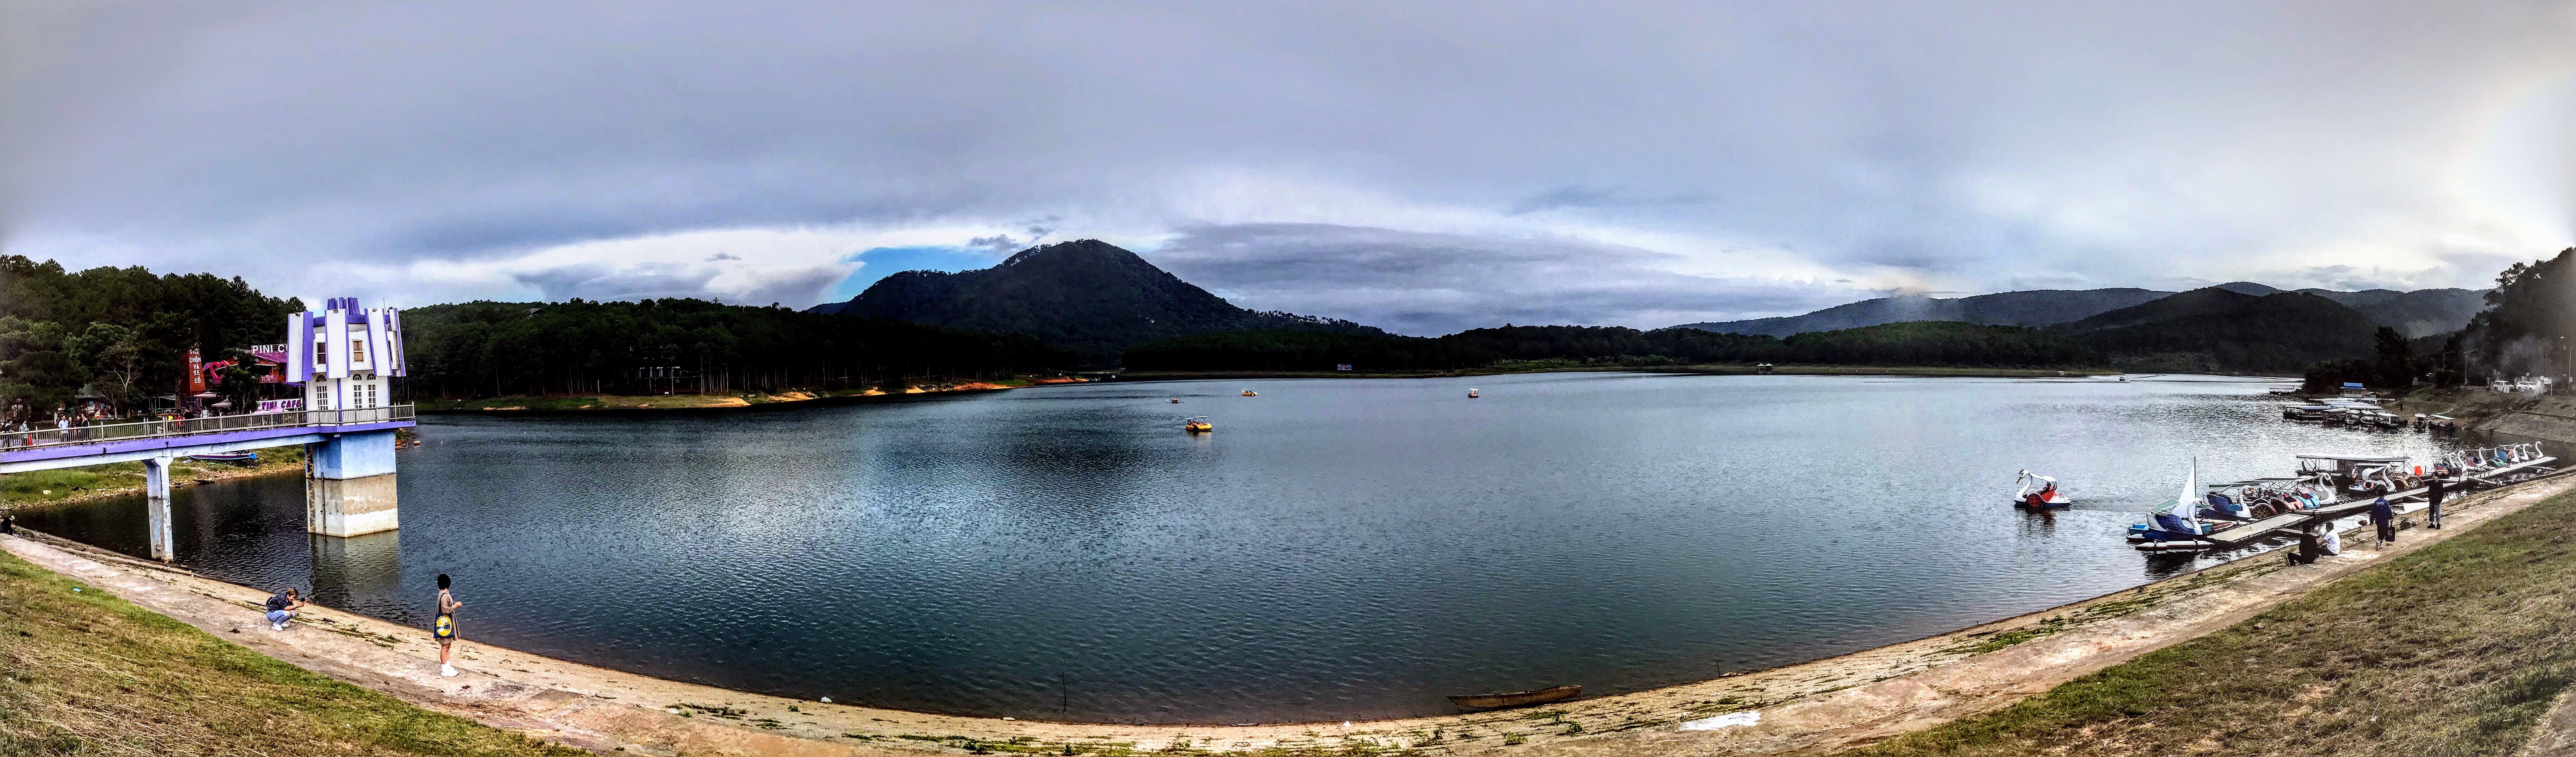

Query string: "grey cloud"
[729, 265, 851, 308]
[507, 262, 846, 307]
[512, 264, 725, 303]
[1149, 223, 1873, 335]
[705, 252, 742, 261]
[5, 1, 2572, 313]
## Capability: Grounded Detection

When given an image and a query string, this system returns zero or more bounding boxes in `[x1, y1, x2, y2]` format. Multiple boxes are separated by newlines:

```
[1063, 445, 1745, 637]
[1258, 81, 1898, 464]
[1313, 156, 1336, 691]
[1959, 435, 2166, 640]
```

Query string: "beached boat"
[1183, 416, 1212, 433]
[2011, 470, 2071, 509]
[1448, 685, 1580, 709]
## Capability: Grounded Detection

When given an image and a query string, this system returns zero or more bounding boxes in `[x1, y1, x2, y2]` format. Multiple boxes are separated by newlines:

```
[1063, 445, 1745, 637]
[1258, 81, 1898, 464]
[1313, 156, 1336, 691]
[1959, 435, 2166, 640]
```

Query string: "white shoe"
[271, 622, 284, 631]
[440, 663, 457, 677]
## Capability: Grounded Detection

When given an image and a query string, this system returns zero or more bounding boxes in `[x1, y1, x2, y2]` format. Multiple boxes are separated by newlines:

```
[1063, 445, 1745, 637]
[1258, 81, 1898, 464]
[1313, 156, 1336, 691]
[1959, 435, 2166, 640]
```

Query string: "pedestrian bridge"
[1, 406, 417, 560]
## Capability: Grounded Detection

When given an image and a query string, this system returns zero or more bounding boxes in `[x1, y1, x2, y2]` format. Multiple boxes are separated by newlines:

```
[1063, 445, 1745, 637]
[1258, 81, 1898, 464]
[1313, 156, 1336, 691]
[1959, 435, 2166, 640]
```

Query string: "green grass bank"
[0, 548, 581, 756]
[1841, 486, 2576, 757]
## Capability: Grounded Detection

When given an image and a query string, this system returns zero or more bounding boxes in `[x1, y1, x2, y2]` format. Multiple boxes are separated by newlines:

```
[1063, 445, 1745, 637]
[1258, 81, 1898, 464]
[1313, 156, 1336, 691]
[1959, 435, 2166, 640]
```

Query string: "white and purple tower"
[285, 297, 408, 536]
[286, 297, 406, 412]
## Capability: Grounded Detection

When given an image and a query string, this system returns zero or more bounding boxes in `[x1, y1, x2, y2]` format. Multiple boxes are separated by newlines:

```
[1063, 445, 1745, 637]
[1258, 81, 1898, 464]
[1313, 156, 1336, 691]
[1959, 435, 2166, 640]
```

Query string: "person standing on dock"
[2426, 476, 2446, 529]
[434, 573, 464, 677]
[2370, 497, 2397, 546]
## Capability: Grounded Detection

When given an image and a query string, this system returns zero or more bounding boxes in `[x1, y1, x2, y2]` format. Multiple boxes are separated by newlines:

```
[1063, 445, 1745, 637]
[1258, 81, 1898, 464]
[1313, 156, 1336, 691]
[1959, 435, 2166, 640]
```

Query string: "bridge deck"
[0, 406, 415, 473]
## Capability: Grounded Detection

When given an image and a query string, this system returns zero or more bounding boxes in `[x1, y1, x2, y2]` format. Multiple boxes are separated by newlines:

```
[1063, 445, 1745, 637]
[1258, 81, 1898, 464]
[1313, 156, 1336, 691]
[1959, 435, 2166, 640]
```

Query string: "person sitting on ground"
[2289, 526, 2321, 565]
[2319, 527, 2341, 556]
[265, 588, 305, 630]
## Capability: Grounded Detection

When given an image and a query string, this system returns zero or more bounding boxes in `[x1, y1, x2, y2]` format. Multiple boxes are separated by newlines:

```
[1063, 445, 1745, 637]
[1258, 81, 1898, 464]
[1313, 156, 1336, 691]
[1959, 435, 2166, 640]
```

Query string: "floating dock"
[2149, 457, 2556, 551]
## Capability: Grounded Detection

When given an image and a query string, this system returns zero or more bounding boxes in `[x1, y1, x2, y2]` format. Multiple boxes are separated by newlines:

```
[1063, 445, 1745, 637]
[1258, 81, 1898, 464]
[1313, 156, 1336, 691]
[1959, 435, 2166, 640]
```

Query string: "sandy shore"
[7, 472, 2569, 756]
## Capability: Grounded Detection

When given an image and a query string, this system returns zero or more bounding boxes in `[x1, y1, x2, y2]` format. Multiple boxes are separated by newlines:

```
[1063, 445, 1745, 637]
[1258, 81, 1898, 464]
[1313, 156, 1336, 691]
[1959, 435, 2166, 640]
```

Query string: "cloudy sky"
[6, 1, 2574, 334]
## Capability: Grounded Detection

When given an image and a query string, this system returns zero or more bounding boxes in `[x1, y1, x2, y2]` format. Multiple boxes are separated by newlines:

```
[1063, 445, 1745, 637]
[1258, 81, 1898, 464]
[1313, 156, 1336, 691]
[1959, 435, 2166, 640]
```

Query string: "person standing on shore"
[434, 574, 464, 677]
[2426, 476, 2446, 529]
[2370, 497, 2396, 546]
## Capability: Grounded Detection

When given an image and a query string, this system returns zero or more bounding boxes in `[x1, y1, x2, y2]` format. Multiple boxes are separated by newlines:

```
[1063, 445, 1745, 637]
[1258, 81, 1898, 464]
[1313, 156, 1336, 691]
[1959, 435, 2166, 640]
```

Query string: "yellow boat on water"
[1241, 389, 1258, 396]
[1183, 416, 1213, 433]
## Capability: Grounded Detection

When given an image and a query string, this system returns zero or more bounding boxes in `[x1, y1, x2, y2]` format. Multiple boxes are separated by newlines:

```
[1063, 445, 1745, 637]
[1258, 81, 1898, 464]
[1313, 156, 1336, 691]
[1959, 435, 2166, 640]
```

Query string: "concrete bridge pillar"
[306, 430, 399, 537]
[144, 453, 174, 561]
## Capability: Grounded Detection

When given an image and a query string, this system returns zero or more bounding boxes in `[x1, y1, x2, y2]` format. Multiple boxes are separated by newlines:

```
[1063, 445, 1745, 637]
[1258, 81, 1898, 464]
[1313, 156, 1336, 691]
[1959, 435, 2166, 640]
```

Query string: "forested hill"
[1125, 322, 2100, 372]
[399, 299, 1069, 399]
[2050, 287, 2380, 374]
[1683, 283, 2487, 339]
[1674, 288, 2174, 337]
[811, 240, 1379, 365]
[0, 255, 299, 412]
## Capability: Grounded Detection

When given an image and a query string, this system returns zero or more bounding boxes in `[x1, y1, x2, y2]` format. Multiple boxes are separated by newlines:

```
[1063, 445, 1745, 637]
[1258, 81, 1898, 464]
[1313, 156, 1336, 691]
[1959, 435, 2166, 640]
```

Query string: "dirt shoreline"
[417, 379, 1087, 415]
[10, 471, 2568, 755]
[1110, 365, 2124, 382]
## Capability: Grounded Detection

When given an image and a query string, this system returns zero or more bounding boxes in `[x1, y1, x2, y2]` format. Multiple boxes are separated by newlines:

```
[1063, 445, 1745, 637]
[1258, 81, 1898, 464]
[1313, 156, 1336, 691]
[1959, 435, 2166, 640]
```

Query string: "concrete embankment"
[7, 471, 2572, 755]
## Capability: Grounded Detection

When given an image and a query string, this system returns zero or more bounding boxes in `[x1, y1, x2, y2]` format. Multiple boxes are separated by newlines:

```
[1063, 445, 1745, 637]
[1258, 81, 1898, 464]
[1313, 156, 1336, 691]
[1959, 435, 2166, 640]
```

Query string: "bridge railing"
[0, 404, 414, 451]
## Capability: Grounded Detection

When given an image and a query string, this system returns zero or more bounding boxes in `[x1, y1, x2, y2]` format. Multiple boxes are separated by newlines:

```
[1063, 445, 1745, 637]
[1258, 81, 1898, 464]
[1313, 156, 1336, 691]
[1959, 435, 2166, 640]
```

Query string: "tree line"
[400, 299, 1072, 399]
[0, 256, 1079, 412]
[0, 255, 299, 418]
[1125, 322, 2101, 372]
[2304, 246, 2575, 394]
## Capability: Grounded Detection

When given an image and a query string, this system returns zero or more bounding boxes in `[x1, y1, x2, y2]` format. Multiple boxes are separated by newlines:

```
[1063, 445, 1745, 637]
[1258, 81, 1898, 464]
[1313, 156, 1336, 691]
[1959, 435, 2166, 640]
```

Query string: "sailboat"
[2129, 458, 2228, 551]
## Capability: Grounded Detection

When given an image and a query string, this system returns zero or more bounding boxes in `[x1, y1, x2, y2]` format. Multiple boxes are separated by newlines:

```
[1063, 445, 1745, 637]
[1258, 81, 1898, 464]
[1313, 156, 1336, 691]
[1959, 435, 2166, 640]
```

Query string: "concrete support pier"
[307, 430, 399, 537]
[144, 454, 175, 560]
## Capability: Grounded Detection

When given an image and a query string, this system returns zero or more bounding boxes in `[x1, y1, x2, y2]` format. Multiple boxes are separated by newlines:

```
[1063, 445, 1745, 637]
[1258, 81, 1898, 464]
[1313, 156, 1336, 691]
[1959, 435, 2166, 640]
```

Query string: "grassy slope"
[1844, 488, 2576, 757]
[0, 549, 582, 756]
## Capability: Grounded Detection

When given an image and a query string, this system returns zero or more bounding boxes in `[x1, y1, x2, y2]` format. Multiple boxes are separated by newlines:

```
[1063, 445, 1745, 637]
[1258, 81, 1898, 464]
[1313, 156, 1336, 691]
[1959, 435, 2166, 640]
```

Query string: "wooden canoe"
[1447, 685, 1580, 709]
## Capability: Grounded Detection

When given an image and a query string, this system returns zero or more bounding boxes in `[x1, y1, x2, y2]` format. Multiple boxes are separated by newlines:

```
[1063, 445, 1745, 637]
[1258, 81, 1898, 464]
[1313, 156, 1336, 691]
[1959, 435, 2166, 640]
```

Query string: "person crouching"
[265, 588, 305, 631]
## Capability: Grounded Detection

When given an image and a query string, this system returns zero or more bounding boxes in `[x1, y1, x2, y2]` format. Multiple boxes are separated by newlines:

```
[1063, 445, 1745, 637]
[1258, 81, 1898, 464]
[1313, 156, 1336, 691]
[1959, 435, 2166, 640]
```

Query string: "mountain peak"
[2211, 281, 2282, 296]
[999, 239, 1145, 267]
[812, 240, 1378, 365]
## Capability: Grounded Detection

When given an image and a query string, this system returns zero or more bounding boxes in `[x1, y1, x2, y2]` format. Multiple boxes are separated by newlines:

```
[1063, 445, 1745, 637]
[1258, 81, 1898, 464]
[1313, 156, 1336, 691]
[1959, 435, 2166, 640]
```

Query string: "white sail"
[2177, 457, 2202, 535]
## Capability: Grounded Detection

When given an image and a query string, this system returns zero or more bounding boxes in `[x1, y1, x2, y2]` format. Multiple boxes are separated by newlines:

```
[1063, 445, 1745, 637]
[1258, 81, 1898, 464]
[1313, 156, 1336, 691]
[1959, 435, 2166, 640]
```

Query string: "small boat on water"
[2011, 470, 2070, 509]
[2128, 458, 2228, 551]
[188, 452, 258, 464]
[1183, 416, 1212, 433]
[1448, 685, 1580, 710]
[1241, 389, 1258, 397]
[1467, 389, 1480, 398]
[1170, 398, 1182, 403]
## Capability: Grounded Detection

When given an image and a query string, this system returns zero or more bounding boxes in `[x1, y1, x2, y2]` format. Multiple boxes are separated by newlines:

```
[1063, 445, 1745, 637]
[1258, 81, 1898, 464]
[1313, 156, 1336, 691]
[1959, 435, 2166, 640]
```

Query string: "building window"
[315, 340, 327, 368]
[316, 385, 332, 410]
[351, 339, 366, 364]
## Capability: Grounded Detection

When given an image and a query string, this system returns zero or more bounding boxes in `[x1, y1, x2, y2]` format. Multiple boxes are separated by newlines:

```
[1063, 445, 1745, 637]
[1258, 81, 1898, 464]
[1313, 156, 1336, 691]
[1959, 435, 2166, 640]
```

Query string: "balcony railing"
[1, 404, 414, 451]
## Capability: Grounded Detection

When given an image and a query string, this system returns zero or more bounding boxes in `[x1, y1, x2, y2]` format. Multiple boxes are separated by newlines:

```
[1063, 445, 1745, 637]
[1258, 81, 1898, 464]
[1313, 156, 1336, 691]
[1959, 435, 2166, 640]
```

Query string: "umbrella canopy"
[191, 392, 221, 398]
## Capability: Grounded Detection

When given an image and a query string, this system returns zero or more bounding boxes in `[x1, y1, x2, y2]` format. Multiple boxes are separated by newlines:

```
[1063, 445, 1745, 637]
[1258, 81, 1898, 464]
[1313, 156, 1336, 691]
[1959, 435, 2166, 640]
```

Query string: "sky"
[5, 1, 2575, 335]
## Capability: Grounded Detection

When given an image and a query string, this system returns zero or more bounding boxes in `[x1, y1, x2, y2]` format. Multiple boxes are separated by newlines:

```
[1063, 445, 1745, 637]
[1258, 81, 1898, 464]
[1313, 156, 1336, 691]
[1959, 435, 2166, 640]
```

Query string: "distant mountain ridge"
[810, 239, 1379, 365]
[1679, 283, 2486, 338]
[1673, 288, 2174, 337]
[2051, 287, 2382, 374]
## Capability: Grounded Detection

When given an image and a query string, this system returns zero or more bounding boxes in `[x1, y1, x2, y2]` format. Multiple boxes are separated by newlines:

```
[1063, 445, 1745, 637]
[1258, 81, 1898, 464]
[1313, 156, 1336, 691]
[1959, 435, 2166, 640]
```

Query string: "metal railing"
[0, 404, 413, 451]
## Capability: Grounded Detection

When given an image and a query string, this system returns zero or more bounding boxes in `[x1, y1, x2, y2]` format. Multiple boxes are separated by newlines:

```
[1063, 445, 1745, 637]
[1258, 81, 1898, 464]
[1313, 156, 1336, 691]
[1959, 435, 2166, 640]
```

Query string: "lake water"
[15, 373, 2484, 723]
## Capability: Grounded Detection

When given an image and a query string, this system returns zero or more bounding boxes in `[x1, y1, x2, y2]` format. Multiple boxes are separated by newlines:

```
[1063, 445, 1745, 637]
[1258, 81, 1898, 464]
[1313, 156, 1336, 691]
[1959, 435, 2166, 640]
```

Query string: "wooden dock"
[2156, 458, 2556, 550]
